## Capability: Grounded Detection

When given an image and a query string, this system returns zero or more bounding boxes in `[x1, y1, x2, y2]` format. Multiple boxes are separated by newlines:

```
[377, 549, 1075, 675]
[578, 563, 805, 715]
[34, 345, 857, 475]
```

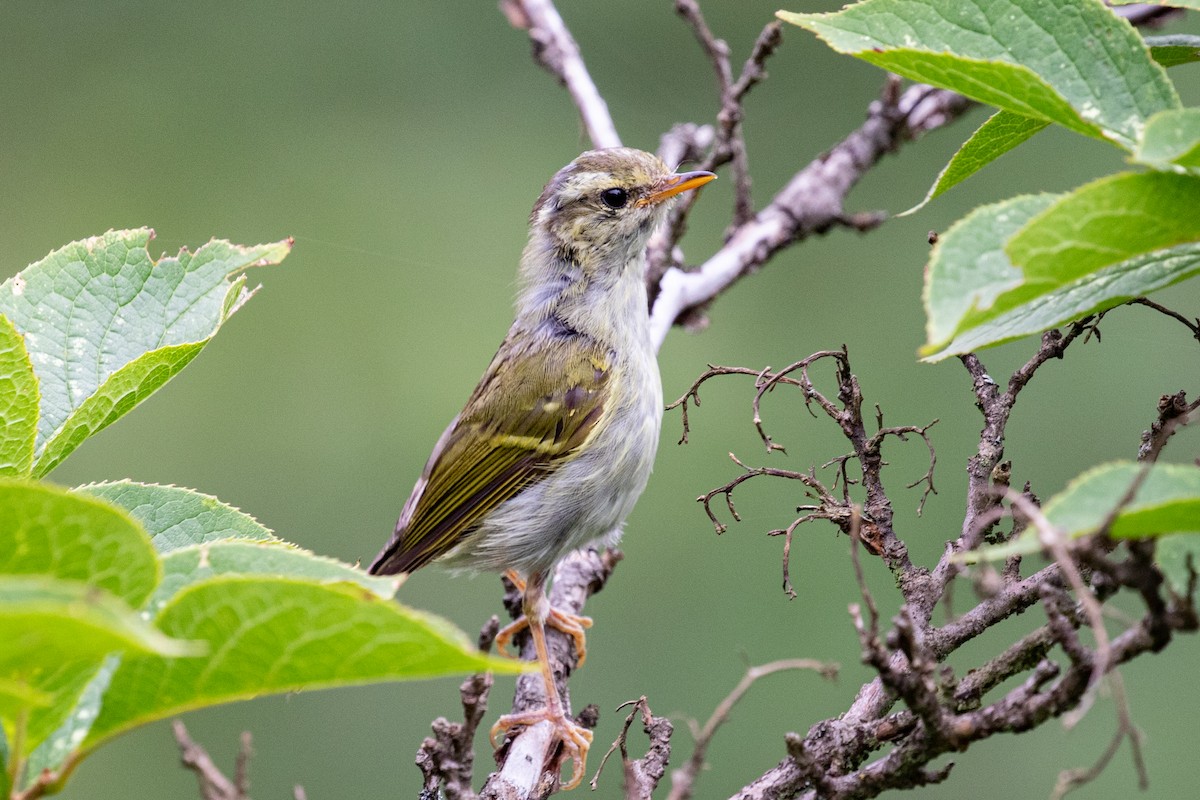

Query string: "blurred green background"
[3, 2, 1199, 798]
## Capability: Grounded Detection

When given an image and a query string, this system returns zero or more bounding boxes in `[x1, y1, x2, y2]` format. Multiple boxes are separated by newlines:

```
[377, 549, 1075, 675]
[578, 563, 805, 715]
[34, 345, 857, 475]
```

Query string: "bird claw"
[489, 708, 594, 790]
[495, 607, 593, 666]
[496, 572, 593, 666]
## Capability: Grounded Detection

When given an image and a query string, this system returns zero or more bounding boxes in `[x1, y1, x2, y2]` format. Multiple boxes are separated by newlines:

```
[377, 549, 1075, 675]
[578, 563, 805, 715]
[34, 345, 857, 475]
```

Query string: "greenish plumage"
[366, 147, 715, 790]
[368, 148, 715, 579]
[375, 333, 611, 573]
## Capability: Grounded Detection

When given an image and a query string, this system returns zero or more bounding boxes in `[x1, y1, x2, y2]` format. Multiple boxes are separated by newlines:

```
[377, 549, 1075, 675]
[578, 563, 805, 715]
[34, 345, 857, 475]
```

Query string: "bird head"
[529, 148, 716, 271]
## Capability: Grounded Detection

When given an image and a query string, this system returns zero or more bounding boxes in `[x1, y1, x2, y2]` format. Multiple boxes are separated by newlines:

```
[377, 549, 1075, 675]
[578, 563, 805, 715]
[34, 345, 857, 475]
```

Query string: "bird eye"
[600, 187, 628, 209]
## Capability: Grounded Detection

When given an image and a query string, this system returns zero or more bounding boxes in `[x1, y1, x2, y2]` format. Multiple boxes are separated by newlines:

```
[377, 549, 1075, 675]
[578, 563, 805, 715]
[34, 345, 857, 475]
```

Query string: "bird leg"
[490, 571, 594, 790]
[495, 569, 593, 666]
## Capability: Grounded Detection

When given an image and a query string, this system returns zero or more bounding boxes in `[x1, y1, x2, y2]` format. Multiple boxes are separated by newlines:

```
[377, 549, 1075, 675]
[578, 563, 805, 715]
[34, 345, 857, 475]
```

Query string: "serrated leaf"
[1006, 172, 1200, 281]
[0, 480, 159, 606]
[779, 0, 1179, 148]
[922, 194, 1059, 349]
[1133, 108, 1200, 172]
[922, 172, 1200, 359]
[33, 342, 208, 477]
[0, 577, 200, 750]
[151, 541, 401, 614]
[1156, 533, 1200, 596]
[79, 480, 279, 554]
[924, 242, 1200, 359]
[0, 315, 38, 478]
[1145, 34, 1200, 68]
[84, 576, 525, 752]
[902, 110, 1050, 215]
[0, 229, 291, 477]
[964, 463, 1200, 562]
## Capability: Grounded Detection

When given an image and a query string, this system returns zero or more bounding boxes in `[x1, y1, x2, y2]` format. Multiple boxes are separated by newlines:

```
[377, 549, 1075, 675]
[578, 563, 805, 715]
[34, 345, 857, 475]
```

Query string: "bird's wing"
[368, 331, 612, 574]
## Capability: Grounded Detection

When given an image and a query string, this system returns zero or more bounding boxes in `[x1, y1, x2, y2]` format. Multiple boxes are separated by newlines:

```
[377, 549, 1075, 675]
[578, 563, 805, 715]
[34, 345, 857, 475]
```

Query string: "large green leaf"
[903, 110, 1050, 214]
[1006, 172, 1200, 282]
[1133, 108, 1200, 173]
[0, 480, 159, 606]
[779, 0, 1179, 148]
[84, 576, 526, 752]
[0, 229, 291, 477]
[0, 577, 199, 751]
[0, 315, 38, 478]
[922, 173, 1200, 359]
[965, 463, 1200, 561]
[29, 482, 406, 782]
[151, 541, 400, 614]
[79, 480, 279, 554]
[922, 193, 1059, 350]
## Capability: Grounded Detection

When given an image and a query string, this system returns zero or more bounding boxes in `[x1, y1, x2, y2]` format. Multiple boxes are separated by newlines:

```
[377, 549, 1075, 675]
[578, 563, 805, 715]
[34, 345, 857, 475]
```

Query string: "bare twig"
[668, 659, 838, 800]
[480, 548, 620, 800]
[500, 0, 620, 149]
[648, 80, 970, 348]
[417, 617, 501, 799]
[588, 697, 672, 800]
[172, 721, 249, 800]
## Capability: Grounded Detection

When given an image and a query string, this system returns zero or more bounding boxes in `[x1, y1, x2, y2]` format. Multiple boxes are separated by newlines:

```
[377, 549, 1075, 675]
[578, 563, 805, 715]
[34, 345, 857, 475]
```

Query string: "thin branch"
[172, 721, 248, 800]
[417, 617, 501, 799]
[500, 0, 620, 149]
[648, 80, 969, 348]
[667, 659, 838, 800]
[1127, 297, 1200, 342]
[480, 548, 621, 800]
[588, 697, 672, 800]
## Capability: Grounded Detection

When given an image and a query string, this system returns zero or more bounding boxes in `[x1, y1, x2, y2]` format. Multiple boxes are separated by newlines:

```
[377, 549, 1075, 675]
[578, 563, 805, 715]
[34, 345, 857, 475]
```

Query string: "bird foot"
[496, 605, 593, 666]
[489, 706, 594, 790]
[496, 571, 593, 666]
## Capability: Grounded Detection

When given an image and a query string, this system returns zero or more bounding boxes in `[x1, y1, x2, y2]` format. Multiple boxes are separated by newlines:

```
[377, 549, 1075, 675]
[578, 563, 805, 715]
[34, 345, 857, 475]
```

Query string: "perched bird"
[368, 148, 715, 788]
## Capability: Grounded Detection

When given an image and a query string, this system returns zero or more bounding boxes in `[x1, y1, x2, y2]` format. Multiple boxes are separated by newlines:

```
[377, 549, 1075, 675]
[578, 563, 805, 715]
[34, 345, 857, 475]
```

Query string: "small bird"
[369, 148, 715, 788]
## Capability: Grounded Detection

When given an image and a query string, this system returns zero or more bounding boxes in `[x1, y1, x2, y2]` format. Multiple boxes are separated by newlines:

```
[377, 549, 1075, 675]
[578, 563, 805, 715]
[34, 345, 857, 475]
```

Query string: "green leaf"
[902, 110, 1050, 215]
[924, 242, 1200, 359]
[152, 540, 401, 614]
[0, 577, 200, 750]
[24, 657, 118, 785]
[922, 172, 1200, 359]
[84, 576, 525, 752]
[1006, 172, 1200, 281]
[965, 463, 1200, 561]
[922, 194, 1059, 349]
[0, 229, 292, 477]
[1156, 533, 1200, 596]
[0, 480, 159, 606]
[1145, 34, 1200, 68]
[79, 481, 279, 554]
[0, 679, 52, 716]
[0, 315, 38, 478]
[1133, 108, 1200, 172]
[779, 0, 1179, 148]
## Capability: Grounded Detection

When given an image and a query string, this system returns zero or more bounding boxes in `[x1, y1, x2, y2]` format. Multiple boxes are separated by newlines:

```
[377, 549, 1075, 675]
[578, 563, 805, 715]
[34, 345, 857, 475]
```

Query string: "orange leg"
[490, 571, 594, 790]
[495, 570, 593, 666]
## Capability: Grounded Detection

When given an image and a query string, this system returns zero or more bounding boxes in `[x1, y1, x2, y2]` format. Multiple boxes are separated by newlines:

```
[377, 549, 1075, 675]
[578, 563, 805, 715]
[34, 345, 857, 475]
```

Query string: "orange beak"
[637, 170, 717, 207]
